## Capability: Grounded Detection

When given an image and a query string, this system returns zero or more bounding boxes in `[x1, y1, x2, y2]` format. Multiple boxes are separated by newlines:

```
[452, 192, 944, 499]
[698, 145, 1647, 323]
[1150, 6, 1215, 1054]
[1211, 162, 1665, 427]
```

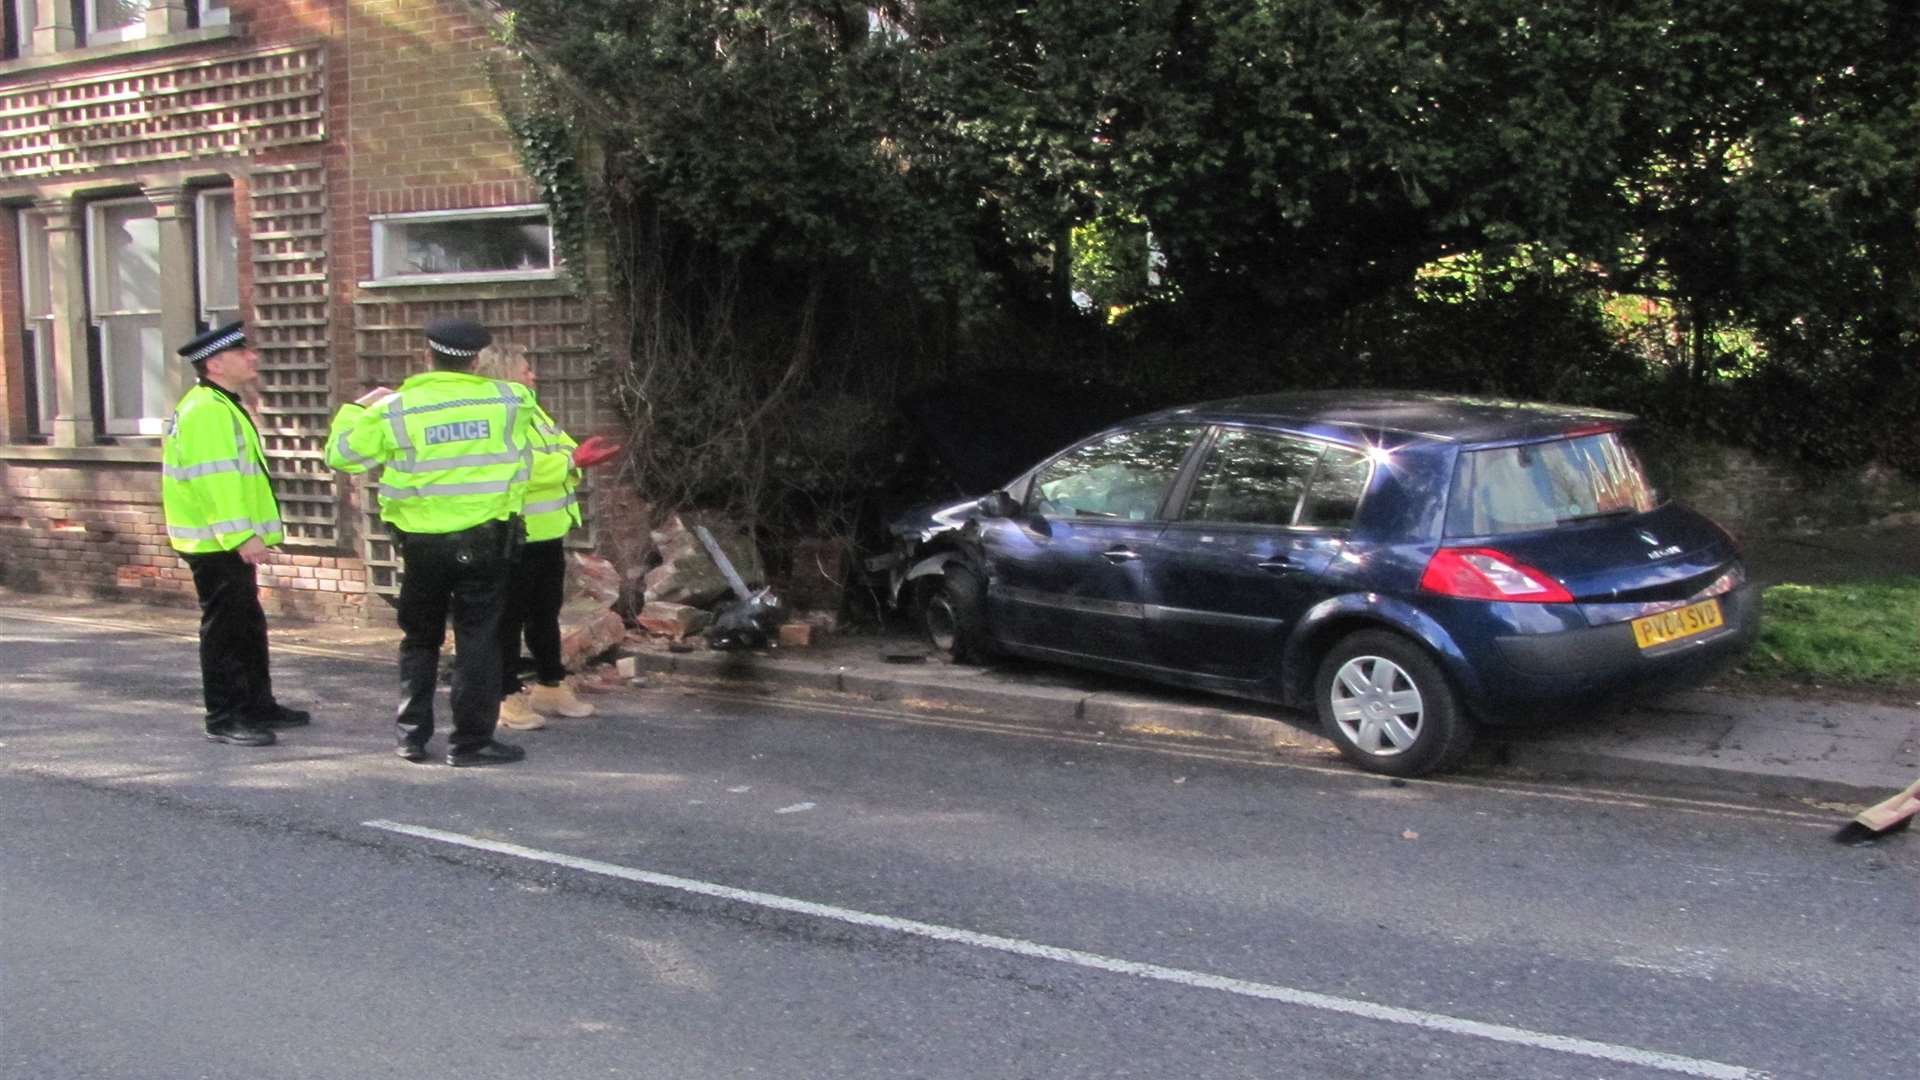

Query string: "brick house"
[0, 0, 607, 622]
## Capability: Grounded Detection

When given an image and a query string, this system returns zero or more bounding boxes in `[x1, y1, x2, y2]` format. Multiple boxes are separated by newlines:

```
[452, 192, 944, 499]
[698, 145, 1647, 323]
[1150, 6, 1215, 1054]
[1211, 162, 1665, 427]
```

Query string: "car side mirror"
[977, 490, 1019, 519]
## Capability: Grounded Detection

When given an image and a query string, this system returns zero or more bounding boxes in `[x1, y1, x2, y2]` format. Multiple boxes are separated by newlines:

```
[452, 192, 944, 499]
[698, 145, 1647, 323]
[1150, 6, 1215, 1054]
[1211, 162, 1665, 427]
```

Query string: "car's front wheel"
[1313, 630, 1474, 777]
[923, 564, 991, 664]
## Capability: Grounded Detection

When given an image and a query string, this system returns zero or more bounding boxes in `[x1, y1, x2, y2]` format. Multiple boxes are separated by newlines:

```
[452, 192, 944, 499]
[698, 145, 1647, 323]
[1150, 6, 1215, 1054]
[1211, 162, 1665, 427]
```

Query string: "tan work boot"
[528, 680, 595, 718]
[497, 689, 548, 730]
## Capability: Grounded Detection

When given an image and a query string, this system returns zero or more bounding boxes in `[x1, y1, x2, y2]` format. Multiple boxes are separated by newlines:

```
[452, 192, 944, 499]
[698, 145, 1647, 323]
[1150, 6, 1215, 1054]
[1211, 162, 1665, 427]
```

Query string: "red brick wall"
[0, 457, 374, 620]
[0, 0, 594, 624]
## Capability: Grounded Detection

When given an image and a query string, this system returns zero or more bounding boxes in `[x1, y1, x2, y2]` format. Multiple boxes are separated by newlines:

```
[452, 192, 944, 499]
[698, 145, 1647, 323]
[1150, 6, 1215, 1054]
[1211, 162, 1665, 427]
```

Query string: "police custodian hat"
[177, 321, 247, 364]
[424, 316, 492, 359]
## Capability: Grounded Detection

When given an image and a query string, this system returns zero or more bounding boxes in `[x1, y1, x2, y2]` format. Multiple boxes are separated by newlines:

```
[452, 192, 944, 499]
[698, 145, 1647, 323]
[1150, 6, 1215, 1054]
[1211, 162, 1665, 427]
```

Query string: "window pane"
[376, 213, 553, 278]
[88, 0, 150, 41]
[18, 211, 54, 431]
[92, 201, 168, 431]
[1299, 446, 1373, 528]
[1183, 431, 1320, 526]
[1031, 426, 1197, 520]
[92, 0, 148, 34]
[103, 315, 166, 426]
[200, 0, 230, 25]
[20, 210, 49, 317]
[96, 202, 161, 314]
[11, 0, 38, 57]
[1444, 432, 1662, 537]
[197, 191, 238, 322]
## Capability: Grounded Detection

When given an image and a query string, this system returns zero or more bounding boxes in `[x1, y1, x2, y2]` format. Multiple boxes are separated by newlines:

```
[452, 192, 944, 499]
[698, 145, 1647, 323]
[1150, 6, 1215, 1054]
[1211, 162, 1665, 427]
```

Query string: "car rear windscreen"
[1444, 430, 1661, 537]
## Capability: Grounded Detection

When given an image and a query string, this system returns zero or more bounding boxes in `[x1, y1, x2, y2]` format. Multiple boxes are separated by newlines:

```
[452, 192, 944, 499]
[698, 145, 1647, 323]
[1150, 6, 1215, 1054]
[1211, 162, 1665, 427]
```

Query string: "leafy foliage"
[485, 0, 1920, 571]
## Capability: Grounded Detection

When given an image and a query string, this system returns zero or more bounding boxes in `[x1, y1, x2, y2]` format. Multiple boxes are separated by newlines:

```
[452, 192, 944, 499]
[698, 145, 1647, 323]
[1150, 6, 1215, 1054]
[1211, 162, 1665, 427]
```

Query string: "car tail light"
[1420, 547, 1573, 603]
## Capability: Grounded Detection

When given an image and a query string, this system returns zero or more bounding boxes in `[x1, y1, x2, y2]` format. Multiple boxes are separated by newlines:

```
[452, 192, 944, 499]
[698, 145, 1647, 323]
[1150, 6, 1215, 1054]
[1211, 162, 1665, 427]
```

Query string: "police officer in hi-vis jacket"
[162, 321, 313, 746]
[326, 316, 537, 767]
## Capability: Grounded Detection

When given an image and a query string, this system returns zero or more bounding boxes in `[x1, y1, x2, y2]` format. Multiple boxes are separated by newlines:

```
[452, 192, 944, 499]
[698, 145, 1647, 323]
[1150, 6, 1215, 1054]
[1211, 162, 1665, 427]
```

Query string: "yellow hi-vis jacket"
[162, 381, 285, 554]
[325, 370, 538, 534]
[523, 399, 580, 543]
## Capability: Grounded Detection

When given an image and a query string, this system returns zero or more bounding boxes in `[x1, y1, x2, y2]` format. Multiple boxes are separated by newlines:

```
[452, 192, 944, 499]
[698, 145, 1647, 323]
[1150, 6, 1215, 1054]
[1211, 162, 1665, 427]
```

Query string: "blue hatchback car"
[887, 391, 1761, 776]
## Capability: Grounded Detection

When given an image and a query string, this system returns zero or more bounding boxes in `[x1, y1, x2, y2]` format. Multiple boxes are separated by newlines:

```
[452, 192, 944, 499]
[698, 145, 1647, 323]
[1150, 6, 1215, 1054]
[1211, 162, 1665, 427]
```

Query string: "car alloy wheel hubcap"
[1330, 655, 1424, 756]
[926, 596, 958, 652]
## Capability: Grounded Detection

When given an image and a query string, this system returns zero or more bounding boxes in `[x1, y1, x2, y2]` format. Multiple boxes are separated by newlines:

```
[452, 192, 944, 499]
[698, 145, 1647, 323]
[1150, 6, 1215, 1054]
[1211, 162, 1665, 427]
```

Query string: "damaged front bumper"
[870, 497, 983, 606]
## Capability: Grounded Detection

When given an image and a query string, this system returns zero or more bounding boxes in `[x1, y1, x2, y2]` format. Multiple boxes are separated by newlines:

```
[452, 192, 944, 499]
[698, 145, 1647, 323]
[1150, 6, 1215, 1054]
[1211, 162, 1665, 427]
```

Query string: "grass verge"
[1741, 578, 1920, 689]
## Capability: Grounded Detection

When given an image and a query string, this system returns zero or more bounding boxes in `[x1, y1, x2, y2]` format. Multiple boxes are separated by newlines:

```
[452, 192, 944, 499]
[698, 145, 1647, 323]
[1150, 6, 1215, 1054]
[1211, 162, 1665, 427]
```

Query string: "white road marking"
[774, 802, 816, 814]
[364, 819, 1766, 1080]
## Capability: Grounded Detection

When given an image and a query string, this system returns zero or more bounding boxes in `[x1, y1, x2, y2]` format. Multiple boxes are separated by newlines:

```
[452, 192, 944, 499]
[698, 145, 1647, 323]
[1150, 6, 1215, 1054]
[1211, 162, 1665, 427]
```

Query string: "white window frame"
[17, 209, 55, 435]
[85, 0, 151, 46]
[366, 204, 558, 286]
[198, 0, 230, 27]
[195, 187, 238, 329]
[87, 196, 168, 437]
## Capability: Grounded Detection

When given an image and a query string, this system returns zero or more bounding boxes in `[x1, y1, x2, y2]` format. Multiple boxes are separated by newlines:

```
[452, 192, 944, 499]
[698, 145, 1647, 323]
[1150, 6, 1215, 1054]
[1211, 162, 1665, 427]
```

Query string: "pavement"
[3, 521, 1917, 808]
[624, 632, 1920, 807]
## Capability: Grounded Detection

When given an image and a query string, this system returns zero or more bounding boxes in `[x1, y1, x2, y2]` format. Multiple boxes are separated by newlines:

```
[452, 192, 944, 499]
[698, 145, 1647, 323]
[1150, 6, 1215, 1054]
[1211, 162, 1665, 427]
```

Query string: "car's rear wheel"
[1314, 630, 1473, 777]
[923, 564, 990, 664]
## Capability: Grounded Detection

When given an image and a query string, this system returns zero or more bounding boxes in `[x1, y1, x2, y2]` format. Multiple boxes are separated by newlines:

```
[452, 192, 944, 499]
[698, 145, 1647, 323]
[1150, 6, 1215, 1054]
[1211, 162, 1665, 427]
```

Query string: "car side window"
[1030, 426, 1200, 520]
[1182, 431, 1324, 526]
[1299, 445, 1373, 528]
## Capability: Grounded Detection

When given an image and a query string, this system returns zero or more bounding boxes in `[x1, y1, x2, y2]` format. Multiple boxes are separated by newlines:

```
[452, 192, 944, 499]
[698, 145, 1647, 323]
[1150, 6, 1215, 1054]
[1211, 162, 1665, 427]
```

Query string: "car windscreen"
[1444, 430, 1661, 537]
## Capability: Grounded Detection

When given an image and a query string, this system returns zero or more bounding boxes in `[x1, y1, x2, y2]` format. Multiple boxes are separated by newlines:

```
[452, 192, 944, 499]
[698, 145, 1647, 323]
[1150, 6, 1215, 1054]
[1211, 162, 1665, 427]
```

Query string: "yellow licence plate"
[1632, 598, 1725, 650]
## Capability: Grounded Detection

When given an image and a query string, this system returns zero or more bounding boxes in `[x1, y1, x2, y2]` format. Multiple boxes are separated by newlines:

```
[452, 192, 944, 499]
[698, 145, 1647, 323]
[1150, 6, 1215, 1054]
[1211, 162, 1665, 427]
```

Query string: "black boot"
[446, 740, 526, 768]
[257, 704, 312, 729]
[206, 723, 276, 747]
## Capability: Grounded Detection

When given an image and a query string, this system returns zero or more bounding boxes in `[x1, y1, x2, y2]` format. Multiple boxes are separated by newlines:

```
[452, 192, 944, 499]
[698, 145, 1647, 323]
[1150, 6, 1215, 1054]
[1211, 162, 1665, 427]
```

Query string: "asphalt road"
[1, 606, 1914, 1080]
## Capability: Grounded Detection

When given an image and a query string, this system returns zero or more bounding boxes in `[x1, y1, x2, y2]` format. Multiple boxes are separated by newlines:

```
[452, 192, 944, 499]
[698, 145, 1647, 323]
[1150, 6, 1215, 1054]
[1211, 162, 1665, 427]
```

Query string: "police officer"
[162, 321, 312, 745]
[326, 316, 537, 767]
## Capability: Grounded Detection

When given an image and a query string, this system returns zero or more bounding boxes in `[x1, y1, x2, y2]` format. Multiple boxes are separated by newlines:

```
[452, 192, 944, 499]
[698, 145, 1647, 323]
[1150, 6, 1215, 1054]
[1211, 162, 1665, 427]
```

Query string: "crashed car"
[882, 390, 1760, 777]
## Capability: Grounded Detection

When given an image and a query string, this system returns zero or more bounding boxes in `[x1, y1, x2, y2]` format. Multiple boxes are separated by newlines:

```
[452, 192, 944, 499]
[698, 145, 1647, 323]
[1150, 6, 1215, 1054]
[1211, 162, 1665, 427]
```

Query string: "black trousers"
[499, 537, 568, 696]
[394, 521, 515, 753]
[183, 550, 275, 730]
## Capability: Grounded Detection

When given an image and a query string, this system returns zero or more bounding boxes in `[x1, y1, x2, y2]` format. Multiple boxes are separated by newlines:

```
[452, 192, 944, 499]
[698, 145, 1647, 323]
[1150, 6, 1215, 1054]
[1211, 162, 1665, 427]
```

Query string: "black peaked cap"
[424, 316, 492, 359]
[177, 321, 247, 363]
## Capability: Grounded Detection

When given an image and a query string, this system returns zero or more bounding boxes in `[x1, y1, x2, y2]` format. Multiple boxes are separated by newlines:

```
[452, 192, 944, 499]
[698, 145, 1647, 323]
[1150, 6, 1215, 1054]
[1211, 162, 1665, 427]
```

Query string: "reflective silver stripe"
[499, 384, 522, 455]
[401, 397, 514, 415]
[524, 493, 578, 516]
[379, 479, 518, 500]
[382, 450, 526, 473]
[387, 395, 412, 451]
[386, 394, 416, 474]
[534, 422, 562, 439]
[168, 517, 280, 542]
[332, 430, 380, 468]
[165, 458, 261, 481]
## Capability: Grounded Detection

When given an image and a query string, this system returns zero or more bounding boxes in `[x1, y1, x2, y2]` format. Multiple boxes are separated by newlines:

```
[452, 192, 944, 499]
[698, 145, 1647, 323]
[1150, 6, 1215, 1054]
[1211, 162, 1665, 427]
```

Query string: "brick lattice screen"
[351, 292, 598, 593]
[251, 162, 338, 546]
[0, 45, 326, 178]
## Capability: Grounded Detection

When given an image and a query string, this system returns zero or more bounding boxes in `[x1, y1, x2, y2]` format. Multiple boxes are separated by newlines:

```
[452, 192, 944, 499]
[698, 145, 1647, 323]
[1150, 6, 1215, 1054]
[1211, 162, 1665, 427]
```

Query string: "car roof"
[1139, 390, 1636, 446]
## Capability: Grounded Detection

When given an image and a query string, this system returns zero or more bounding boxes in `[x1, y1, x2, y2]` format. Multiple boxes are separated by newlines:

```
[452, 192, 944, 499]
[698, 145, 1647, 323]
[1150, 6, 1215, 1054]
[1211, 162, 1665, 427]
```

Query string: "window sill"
[0, 25, 240, 80]
[358, 271, 563, 289]
[0, 444, 163, 465]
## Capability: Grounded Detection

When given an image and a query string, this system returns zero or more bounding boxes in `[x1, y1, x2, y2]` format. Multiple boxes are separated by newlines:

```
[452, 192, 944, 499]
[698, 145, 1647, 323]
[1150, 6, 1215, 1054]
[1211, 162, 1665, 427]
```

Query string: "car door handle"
[1102, 547, 1140, 563]
[1256, 558, 1301, 574]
